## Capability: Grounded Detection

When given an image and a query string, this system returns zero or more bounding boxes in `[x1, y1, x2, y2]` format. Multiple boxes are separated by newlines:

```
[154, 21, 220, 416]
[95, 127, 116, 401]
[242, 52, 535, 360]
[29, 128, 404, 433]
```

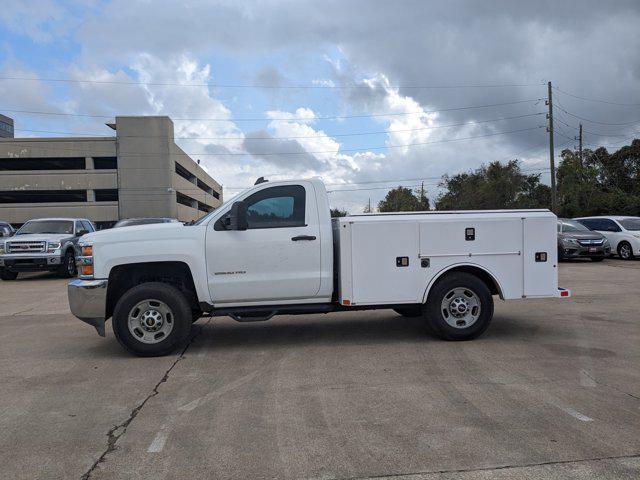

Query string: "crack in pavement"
[10, 307, 35, 316]
[80, 320, 210, 480]
[580, 370, 640, 402]
[336, 453, 640, 479]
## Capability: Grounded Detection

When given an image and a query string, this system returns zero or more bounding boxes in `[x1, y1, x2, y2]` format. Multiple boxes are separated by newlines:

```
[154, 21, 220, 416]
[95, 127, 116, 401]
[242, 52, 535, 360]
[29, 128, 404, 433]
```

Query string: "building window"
[175, 162, 195, 182]
[93, 157, 117, 169]
[197, 201, 213, 213]
[95, 189, 119, 201]
[176, 191, 195, 208]
[0, 190, 87, 203]
[0, 121, 13, 135]
[0, 157, 86, 171]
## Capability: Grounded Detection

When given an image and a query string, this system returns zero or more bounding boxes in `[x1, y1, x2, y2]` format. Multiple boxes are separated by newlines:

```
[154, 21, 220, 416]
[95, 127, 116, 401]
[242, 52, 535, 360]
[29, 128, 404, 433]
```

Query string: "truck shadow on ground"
[184, 312, 544, 352]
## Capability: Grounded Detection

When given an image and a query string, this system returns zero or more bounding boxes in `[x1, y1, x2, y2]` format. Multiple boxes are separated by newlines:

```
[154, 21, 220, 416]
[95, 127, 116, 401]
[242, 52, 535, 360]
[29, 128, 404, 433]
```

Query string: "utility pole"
[578, 123, 583, 166]
[546, 81, 556, 213]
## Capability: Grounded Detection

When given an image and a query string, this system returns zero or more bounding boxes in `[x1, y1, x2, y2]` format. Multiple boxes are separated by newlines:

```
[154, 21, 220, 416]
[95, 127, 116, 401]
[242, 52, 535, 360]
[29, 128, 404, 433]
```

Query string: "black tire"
[192, 309, 203, 322]
[423, 272, 494, 341]
[393, 307, 423, 317]
[112, 282, 193, 357]
[0, 268, 18, 280]
[590, 257, 604, 262]
[557, 247, 566, 262]
[59, 249, 77, 278]
[617, 241, 634, 260]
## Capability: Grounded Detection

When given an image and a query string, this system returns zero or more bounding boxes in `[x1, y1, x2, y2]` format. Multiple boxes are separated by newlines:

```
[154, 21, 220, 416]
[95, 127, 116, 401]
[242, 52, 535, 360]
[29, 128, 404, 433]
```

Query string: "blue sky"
[1, 0, 639, 211]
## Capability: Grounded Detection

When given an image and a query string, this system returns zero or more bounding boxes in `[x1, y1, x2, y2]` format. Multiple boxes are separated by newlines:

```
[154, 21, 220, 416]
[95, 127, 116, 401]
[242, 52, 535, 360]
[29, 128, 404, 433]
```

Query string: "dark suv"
[557, 219, 610, 261]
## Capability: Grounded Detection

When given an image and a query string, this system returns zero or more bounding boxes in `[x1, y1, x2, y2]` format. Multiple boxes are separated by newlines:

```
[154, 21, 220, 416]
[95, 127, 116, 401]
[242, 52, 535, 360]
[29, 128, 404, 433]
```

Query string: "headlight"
[562, 238, 579, 246]
[78, 243, 94, 278]
[47, 242, 61, 252]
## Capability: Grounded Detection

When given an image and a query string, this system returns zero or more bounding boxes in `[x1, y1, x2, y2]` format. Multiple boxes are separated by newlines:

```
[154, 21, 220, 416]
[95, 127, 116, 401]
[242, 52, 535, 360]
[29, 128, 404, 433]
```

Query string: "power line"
[0, 75, 545, 90]
[0, 98, 543, 122]
[1, 125, 545, 157]
[553, 86, 640, 107]
[555, 116, 640, 138]
[555, 104, 640, 127]
[13, 112, 545, 140]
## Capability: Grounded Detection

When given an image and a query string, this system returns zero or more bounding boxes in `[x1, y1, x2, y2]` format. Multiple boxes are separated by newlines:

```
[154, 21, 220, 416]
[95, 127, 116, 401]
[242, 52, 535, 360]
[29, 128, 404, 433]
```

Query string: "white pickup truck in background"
[68, 178, 570, 356]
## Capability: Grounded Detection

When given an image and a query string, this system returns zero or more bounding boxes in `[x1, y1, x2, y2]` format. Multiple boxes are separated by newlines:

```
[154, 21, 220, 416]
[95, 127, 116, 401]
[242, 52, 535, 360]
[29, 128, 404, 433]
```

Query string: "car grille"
[578, 239, 604, 246]
[6, 241, 47, 253]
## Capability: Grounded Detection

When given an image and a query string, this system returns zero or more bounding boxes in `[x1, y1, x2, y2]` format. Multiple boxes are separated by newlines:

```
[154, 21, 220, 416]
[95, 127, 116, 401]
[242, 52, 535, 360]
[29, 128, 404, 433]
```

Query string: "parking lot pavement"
[1, 261, 639, 480]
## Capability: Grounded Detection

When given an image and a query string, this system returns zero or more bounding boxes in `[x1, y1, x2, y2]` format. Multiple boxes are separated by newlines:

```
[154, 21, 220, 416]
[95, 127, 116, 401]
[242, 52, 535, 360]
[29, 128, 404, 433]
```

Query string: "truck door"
[206, 183, 322, 304]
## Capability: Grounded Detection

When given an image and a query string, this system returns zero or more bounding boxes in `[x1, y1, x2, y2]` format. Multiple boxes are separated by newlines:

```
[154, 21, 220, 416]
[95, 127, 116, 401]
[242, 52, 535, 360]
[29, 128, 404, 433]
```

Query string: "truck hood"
[82, 222, 187, 244]
[8, 233, 74, 243]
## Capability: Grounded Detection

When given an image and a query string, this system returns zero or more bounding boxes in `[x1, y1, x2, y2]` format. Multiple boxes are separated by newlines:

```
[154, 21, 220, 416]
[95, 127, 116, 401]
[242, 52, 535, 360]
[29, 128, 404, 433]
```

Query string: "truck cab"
[68, 178, 568, 356]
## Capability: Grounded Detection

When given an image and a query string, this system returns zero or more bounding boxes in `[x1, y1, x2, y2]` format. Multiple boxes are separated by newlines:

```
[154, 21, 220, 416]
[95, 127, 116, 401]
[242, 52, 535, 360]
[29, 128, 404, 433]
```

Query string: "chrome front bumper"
[68, 279, 108, 337]
[0, 252, 64, 270]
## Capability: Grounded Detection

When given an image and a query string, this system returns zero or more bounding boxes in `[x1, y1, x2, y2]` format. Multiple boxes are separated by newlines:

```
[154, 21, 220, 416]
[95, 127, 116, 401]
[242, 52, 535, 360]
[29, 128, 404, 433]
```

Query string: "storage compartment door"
[523, 217, 558, 297]
[351, 221, 421, 304]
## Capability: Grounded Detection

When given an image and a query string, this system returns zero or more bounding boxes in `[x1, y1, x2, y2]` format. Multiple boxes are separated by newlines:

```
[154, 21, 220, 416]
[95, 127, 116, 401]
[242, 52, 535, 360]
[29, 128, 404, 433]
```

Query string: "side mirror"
[76, 229, 89, 237]
[229, 201, 248, 231]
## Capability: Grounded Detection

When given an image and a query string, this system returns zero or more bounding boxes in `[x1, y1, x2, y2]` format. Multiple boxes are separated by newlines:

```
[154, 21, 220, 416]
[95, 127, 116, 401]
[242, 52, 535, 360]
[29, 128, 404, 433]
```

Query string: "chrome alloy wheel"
[619, 243, 632, 260]
[127, 299, 174, 344]
[67, 253, 77, 275]
[440, 287, 481, 329]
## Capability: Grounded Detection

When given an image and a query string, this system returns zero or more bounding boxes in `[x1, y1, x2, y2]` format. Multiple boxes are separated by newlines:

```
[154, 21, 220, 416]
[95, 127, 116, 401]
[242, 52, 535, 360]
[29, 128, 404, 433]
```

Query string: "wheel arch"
[105, 261, 199, 319]
[421, 263, 504, 304]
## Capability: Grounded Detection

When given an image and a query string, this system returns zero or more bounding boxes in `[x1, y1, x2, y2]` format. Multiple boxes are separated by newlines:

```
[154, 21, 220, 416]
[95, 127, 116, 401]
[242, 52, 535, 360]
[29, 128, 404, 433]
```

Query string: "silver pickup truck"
[0, 218, 95, 280]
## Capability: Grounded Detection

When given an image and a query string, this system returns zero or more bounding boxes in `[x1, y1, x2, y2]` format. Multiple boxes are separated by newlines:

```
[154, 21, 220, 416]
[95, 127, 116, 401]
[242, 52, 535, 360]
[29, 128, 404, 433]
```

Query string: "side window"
[578, 219, 601, 230]
[245, 185, 306, 229]
[74, 221, 83, 233]
[601, 219, 621, 232]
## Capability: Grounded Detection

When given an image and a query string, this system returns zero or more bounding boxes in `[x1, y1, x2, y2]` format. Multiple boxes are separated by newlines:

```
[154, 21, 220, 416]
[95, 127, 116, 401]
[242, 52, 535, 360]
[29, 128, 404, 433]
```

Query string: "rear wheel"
[618, 242, 634, 260]
[0, 268, 18, 280]
[112, 282, 193, 357]
[424, 272, 493, 341]
[393, 307, 423, 317]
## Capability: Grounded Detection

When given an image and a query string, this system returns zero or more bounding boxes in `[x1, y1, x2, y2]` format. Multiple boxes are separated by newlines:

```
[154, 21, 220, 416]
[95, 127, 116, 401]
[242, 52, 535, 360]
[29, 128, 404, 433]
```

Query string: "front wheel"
[424, 272, 494, 341]
[112, 282, 193, 357]
[0, 268, 18, 280]
[618, 242, 634, 260]
[59, 250, 77, 278]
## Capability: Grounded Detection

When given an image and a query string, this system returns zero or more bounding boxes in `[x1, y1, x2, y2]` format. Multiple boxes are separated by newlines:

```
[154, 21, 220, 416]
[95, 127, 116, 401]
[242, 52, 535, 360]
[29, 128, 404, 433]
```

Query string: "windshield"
[620, 218, 640, 231]
[559, 220, 589, 232]
[16, 220, 73, 235]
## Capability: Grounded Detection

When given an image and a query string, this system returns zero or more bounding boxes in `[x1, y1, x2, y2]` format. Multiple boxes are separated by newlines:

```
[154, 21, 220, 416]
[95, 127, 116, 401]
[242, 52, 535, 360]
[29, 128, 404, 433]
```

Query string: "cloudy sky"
[1, 0, 639, 212]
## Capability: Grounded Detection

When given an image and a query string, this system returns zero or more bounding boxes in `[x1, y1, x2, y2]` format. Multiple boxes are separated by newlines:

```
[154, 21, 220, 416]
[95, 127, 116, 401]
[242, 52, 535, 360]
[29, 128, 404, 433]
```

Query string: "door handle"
[291, 235, 317, 241]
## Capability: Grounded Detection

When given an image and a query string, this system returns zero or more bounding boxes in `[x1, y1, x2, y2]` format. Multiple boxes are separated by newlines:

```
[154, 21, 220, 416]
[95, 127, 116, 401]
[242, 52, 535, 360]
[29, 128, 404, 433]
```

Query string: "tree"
[557, 139, 640, 216]
[378, 186, 430, 212]
[330, 208, 348, 218]
[436, 160, 549, 210]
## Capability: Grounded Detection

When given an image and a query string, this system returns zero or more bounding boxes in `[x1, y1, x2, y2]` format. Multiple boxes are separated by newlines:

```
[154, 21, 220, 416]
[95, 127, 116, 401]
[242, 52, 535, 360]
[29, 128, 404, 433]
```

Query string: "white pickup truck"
[68, 178, 569, 356]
